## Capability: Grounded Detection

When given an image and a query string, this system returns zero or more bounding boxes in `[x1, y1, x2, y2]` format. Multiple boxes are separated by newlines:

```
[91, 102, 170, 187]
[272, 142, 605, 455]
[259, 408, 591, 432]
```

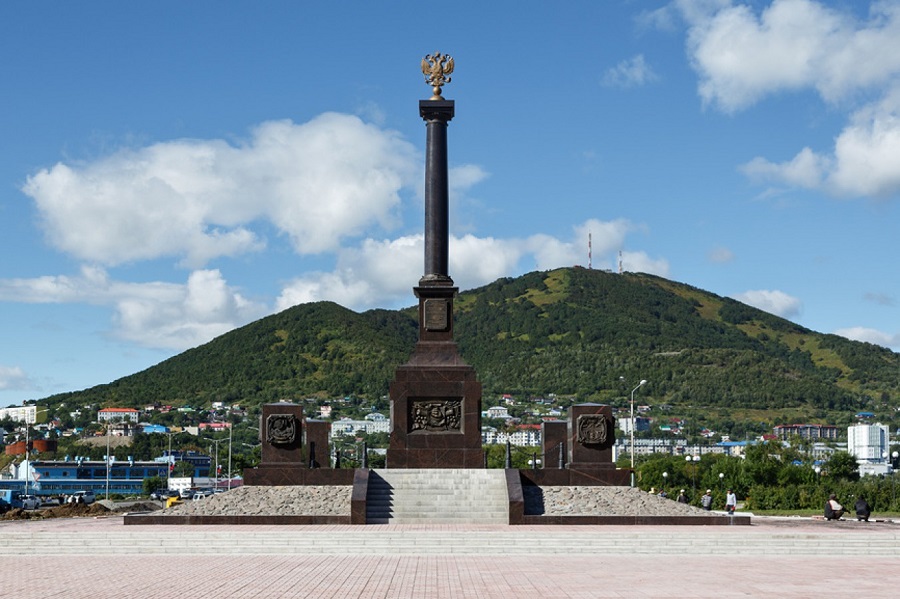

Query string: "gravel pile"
[161, 486, 352, 517]
[157, 484, 716, 519]
[524, 485, 717, 517]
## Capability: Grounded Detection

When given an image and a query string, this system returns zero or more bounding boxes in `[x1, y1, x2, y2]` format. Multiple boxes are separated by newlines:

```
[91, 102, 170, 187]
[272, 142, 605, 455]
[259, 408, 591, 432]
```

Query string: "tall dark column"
[386, 53, 483, 469]
[420, 101, 454, 285]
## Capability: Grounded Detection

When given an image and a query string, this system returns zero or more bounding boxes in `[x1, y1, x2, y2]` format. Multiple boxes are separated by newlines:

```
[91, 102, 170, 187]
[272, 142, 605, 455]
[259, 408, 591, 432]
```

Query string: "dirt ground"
[1, 500, 159, 521]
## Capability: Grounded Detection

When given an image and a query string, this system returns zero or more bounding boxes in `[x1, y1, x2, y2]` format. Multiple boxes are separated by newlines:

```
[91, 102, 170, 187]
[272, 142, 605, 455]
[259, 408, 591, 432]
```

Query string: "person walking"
[725, 489, 737, 514]
[676, 489, 689, 504]
[700, 489, 713, 511]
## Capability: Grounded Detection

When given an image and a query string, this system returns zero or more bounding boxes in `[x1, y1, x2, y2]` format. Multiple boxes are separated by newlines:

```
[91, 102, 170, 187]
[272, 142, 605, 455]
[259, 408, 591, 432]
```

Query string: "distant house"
[485, 406, 510, 419]
[97, 408, 139, 424]
[141, 424, 168, 435]
[199, 422, 232, 432]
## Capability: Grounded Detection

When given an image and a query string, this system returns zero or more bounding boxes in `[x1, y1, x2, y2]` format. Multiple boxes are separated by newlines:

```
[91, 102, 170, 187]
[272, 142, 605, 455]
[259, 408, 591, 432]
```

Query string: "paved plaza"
[2, 515, 899, 598]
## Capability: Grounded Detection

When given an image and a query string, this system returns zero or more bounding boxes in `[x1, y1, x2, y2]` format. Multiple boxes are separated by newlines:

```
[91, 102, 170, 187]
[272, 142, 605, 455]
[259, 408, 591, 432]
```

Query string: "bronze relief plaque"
[266, 413, 298, 445]
[409, 399, 462, 432]
[577, 413, 611, 447]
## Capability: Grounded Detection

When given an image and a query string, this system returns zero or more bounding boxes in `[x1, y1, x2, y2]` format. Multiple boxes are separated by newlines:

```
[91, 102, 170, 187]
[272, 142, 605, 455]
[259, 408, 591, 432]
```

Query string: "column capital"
[419, 100, 455, 121]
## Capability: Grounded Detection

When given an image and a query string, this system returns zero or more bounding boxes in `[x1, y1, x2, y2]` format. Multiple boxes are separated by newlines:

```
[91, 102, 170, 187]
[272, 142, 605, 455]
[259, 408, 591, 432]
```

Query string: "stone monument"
[386, 53, 484, 468]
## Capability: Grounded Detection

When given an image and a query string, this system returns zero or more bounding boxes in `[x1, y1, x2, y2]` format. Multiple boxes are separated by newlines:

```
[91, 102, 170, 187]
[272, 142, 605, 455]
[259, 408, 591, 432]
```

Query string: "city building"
[330, 413, 391, 438]
[847, 422, 891, 476]
[617, 416, 651, 435]
[0, 451, 211, 498]
[0, 405, 43, 424]
[97, 408, 140, 423]
[485, 406, 511, 419]
[481, 425, 542, 447]
[773, 424, 839, 441]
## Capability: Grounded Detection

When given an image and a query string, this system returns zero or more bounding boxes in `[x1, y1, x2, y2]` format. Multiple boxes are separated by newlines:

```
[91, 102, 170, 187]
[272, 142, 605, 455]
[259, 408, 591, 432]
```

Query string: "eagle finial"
[421, 52, 454, 100]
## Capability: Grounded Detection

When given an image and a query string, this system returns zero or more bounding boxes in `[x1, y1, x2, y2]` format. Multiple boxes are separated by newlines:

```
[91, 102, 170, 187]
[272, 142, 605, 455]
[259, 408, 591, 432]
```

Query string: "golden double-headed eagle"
[421, 52, 454, 100]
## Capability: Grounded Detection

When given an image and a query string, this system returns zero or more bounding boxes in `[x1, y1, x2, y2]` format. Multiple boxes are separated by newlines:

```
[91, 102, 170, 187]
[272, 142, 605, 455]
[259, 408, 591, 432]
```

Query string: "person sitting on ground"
[824, 494, 846, 520]
[854, 496, 871, 522]
[676, 489, 689, 504]
[700, 489, 713, 510]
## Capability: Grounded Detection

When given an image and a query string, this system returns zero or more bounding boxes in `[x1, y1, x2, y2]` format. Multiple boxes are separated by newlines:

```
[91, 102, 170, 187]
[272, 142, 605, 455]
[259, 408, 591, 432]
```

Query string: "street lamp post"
[662, 471, 668, 494]
[23, 408, 49, 497]
[686, 455, 700, 495]
[206, 438, 223, 490]
[227, 425, 233, 491]
[630, 379, 647, 487]
[892, 451, 898, 506]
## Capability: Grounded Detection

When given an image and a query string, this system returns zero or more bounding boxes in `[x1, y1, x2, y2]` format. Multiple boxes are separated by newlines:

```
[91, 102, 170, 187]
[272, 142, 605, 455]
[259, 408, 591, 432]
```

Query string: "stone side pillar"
[542, 421, 568, 469]
[565, 403, 630, 485]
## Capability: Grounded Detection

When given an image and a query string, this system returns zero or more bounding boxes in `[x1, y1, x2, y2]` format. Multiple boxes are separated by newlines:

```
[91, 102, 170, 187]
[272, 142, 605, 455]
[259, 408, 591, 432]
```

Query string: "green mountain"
[41, 268, 899, 428]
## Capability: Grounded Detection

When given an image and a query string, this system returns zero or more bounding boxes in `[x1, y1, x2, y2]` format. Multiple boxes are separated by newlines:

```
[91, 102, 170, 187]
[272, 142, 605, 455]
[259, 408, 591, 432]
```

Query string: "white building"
[485, 406, 511, 419]
[97, 408, 140, 423]
[847, 423, 890, 463]
[330, 413, 391, 438]
[481, 426, 542, 447]
[0, 405, 41, 424]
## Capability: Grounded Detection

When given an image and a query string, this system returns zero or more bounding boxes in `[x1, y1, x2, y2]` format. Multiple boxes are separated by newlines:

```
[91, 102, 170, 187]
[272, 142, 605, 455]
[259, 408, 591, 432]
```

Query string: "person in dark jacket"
[854, 496, 871, 522]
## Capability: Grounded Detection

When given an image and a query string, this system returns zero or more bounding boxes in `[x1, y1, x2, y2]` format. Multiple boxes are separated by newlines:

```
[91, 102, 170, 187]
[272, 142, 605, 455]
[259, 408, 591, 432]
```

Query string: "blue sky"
[2, 0, 899, 406]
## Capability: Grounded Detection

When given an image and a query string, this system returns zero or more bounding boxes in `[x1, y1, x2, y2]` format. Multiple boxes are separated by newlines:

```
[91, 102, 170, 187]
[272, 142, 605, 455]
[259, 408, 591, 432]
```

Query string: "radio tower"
[588, 232, 592, 269]
[618, 250, 623, 274]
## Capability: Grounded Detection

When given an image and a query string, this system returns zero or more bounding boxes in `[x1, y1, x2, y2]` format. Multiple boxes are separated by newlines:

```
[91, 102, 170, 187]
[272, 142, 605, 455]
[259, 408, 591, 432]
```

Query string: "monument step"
[364, 468, 509, 524]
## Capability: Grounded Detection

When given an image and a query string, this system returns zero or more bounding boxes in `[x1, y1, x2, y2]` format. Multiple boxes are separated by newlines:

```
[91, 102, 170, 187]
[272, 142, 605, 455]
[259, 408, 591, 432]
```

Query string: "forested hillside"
[40, 267, 899, 428]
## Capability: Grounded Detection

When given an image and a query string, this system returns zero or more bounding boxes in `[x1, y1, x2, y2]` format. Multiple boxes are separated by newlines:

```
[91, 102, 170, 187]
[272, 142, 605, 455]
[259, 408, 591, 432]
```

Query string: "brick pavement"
[2, 516, 898, 598]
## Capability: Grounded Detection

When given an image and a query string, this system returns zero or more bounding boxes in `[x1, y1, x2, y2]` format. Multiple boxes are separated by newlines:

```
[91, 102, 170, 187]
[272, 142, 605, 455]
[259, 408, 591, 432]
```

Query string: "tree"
[824, 451, 859, 482]
[143, 476, 163, 495]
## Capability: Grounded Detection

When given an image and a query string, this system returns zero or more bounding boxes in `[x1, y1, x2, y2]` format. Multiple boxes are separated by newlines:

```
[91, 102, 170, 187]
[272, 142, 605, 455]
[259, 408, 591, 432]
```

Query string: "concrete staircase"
[365, 468, 509, 524]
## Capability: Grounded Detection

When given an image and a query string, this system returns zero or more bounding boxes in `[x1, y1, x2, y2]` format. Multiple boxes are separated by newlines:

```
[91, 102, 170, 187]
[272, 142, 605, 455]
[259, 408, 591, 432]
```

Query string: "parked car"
[66, 490, 96, 505]
[150, 489, 176, 501]
[19, 494, 41, 510]
[178, 488, 194, 499]
[191, 489, 214, 501]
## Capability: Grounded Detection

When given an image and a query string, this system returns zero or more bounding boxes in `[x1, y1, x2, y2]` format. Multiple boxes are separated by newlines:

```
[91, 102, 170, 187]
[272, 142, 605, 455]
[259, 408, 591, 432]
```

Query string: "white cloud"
[680, 0, 900, 112]
[833, 326, 900, 350]
[708, 245, 735, 263]
[274, 218, 659, 311]
[731, 289, 802, 318]
[22, 113, 419, 268]
[0, 366, 32, 392]
[741, 87, 900, 197]
[602, 55, 659, 88]
[0, 267, 266, 351]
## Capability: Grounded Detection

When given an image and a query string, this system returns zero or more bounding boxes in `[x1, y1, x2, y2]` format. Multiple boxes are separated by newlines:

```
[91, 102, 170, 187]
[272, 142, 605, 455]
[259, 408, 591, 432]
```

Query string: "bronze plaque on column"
[423, 298, 449, 331]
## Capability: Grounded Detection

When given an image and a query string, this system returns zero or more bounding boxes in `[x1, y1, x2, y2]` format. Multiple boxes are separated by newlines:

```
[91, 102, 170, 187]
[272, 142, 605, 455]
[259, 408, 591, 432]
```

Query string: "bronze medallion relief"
[266, 413, 297, 445]
[577, 414, 610, 447]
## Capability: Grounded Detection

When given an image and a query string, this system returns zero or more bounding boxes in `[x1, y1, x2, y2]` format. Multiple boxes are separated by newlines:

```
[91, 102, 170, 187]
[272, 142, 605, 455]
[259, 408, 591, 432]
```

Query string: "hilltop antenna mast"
[618, 250, 623, 274]
[588, 232, 592, 269]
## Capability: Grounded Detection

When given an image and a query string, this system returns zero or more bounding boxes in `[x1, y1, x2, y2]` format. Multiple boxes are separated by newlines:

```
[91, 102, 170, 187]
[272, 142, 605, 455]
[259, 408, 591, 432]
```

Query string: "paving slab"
[1, 515, 898, 598]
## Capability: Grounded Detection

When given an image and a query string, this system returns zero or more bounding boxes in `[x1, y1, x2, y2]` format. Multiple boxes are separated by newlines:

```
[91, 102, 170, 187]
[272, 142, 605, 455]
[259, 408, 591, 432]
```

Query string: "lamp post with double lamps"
[629, 379, 647, 487]
[686, 454, 701, 495]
